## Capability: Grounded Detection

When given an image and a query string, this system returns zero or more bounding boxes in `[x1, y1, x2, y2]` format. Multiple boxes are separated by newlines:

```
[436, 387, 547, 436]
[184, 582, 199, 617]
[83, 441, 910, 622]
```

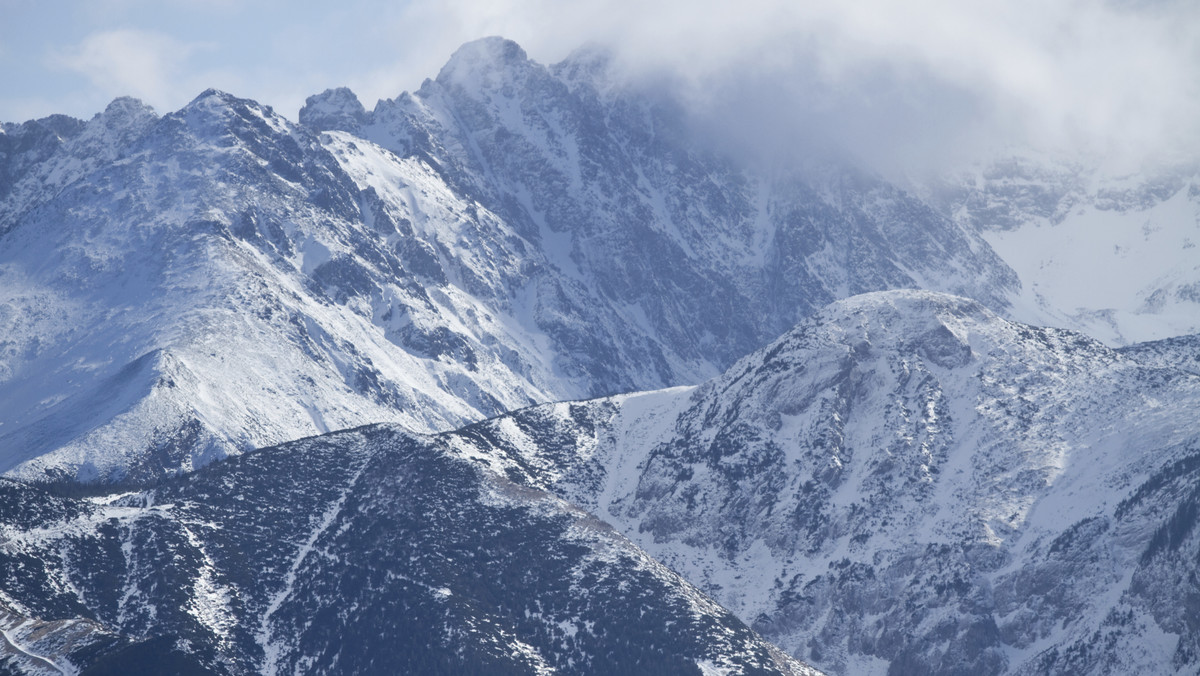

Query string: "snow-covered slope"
[0, 89, 553, 481]
[0, 427, 820, 676]
[448, 290, 1200, 675]
[1, 37, 1020, 481]
[4, 277, 1198, 674]
[931, 154, 1200, 344]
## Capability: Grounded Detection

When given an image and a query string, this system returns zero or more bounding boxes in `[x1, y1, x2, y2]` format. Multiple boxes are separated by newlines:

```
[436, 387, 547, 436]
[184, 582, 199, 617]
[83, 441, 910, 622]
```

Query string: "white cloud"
[14, 0, 1199, 172]
[49, 29, 207, 112]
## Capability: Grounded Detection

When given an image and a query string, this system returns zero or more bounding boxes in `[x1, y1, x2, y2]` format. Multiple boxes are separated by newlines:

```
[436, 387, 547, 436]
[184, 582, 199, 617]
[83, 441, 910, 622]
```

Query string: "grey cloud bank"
[4, 0, 1199, 172]
[464, 0, 1200, 172]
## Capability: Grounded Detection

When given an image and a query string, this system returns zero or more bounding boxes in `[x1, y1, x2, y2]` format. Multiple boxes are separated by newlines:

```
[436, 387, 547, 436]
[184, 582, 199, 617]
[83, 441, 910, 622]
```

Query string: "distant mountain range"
[927, 152, 1200, 344]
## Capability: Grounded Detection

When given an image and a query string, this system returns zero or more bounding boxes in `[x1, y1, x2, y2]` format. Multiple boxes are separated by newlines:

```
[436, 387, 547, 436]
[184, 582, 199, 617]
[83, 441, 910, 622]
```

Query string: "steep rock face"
[0, 98, 158, 236]
[0, 428, 819, 676]
[306, 38, 1017, 380]
[1, 114, 87, 226]
[448, 290, 1200, 675]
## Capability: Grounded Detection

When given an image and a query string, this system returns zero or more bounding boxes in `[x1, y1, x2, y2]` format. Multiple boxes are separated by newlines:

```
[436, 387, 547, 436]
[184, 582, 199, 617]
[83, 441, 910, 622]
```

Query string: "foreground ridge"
[0, 425, 819, 675]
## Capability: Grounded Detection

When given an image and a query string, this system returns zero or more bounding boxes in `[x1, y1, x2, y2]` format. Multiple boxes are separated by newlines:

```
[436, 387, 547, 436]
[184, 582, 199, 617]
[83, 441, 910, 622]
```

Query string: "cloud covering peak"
[426, 0, 1200, 172]
[5, 0, 1197, 173]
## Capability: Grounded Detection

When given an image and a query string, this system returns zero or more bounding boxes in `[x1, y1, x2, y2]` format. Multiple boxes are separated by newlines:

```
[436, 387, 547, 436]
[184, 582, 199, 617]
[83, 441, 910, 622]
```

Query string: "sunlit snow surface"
[936, 154, 1200, 344]
[0, 90, 559, 481]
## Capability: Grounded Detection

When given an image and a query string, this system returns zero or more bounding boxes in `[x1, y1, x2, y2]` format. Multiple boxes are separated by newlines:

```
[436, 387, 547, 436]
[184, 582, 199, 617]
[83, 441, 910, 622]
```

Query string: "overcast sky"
[3, 0, 1198, 172]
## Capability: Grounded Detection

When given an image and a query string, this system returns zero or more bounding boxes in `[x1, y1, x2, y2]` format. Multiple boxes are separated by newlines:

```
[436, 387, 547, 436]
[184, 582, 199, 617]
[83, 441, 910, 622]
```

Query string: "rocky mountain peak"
[72, 96, 158, 160]
[97, 96, 157, 123]
[172, 88, 289, 138]
[183, 87, 243, 112]
[802, 289, 992, 345]
[299, 86, 368, 133]
[1, 113, 85, 143]
[553, 42, 619, 85]
[434, 36, 538, 92]
[0, 114, 86, 196]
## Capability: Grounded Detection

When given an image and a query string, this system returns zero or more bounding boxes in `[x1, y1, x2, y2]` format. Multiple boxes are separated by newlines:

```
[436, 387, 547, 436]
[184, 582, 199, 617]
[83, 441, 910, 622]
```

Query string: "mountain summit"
[1, 38, 1016, 481]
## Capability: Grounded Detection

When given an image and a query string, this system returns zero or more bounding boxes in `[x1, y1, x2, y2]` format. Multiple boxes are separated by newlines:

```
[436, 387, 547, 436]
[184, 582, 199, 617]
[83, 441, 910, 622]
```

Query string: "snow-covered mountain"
[5, 33, 1200, 676]
[0, 90, 551, 482]
[929, 153, 1200, 344]
[0, 37, 1017, 481]
[1118, 332, 1200, 376]
[0, 425, 819, 676]
[444, 290, 1200, 675]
